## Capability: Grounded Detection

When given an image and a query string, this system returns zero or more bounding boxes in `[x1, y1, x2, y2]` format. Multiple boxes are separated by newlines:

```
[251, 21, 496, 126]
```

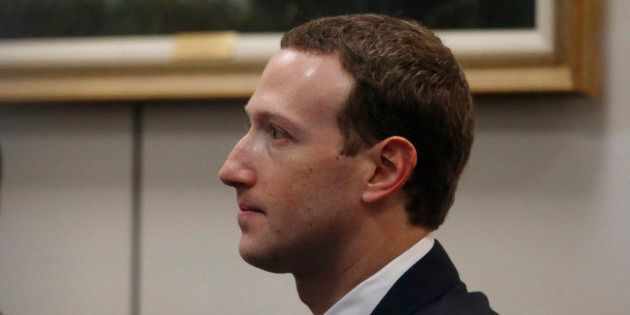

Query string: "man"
[219, 14, 495, 315]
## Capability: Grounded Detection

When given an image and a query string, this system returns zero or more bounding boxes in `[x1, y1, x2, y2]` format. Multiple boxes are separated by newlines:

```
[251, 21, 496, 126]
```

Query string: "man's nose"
[218, 139, 256, 188]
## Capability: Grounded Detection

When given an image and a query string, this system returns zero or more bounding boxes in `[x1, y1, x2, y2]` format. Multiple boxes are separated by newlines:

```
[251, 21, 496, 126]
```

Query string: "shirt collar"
[324, 237, 435, 315]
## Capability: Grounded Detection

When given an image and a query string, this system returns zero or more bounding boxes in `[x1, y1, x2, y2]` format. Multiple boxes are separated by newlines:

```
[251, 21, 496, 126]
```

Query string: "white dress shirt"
[324, 237, 435, 315]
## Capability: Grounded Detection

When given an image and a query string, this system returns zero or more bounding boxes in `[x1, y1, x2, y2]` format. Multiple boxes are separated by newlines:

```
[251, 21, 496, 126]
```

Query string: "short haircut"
[281, 14, 474, 230]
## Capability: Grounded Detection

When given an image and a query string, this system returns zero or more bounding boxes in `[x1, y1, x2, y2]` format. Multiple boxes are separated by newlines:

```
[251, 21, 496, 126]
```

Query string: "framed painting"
[0, 0, 602, 102]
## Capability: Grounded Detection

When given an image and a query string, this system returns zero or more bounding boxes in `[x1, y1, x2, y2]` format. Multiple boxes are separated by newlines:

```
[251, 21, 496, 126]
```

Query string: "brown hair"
[281, 14, 474, 230]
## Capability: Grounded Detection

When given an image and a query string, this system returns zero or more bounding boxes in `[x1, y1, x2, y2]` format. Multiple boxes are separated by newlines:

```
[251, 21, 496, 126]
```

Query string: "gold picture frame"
[0, 0, 602, 103]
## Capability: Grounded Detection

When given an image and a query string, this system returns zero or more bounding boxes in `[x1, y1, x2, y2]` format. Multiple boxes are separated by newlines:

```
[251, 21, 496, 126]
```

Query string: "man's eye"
[269, 125, 286, 140]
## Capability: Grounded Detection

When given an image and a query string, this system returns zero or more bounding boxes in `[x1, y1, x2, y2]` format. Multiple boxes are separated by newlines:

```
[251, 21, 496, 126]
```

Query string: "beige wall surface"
[0, 106, 133, 314]
[1, 0, 629, 314]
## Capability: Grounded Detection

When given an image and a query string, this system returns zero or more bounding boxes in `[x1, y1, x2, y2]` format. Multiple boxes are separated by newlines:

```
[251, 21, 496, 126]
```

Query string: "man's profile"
[219, 14, 495, 315]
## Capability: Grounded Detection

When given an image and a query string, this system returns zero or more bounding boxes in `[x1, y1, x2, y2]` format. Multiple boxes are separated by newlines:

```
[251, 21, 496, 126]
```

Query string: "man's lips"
[238, 203, 265, 214]
[237, 202, 265, 229]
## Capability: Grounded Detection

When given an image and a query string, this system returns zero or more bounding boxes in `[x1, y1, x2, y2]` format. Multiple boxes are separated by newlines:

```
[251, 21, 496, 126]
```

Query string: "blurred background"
[0, 1, 628, 314]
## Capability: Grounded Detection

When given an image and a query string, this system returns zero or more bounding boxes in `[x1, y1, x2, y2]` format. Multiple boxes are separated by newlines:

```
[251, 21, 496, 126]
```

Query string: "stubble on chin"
[238, 238, 294, 274]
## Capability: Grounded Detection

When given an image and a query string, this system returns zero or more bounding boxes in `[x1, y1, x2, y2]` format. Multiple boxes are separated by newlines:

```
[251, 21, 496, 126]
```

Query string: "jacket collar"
[371, 240, 461, 315]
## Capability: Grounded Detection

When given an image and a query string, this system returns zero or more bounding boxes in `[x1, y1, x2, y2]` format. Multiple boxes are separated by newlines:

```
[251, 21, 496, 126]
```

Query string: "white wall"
[441, 2, 629, 312]
[0, 106, 133, 314]
[1, 1, 629, 314]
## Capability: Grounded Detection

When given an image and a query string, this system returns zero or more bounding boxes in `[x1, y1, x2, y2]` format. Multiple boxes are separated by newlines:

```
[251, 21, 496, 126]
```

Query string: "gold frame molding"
[0, 0, 601, 103]
[466, 0, 602, 98]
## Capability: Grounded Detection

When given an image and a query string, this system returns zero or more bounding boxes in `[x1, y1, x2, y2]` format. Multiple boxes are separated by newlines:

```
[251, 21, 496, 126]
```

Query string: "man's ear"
[362, 136, 417, 204]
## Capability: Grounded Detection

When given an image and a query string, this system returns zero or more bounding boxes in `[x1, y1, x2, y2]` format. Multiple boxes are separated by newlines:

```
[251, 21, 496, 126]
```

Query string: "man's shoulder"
[372, 240, 496, 315]
[412, 282, 496, 315]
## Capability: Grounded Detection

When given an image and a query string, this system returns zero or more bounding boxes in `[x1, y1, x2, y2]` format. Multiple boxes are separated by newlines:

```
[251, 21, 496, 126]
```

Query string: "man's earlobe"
[362, 136, 417, 204]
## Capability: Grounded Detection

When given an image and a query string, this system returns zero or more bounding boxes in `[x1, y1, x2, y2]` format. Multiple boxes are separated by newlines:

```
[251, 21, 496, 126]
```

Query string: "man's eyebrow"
[245, 106, 302, 132]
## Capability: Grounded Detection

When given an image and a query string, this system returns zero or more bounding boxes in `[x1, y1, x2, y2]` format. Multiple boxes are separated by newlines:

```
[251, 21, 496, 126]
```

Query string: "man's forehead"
[262, 50, 328, 82]
[250, 49, 353, 120]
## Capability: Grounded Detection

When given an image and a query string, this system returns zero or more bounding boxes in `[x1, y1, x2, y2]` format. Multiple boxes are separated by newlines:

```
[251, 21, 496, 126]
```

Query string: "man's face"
[218, 49, 369, 273]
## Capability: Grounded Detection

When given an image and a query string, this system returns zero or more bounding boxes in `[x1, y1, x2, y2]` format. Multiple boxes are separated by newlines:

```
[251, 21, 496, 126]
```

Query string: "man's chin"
[239, 243, 292, 274]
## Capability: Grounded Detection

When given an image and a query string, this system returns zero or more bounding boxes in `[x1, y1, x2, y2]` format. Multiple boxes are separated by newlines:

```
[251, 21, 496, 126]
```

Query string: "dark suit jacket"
[371, 240, 497, 315]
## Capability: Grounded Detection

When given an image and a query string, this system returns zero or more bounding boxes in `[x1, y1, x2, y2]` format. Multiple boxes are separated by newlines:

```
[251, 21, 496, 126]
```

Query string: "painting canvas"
[1, 0, 535, 39]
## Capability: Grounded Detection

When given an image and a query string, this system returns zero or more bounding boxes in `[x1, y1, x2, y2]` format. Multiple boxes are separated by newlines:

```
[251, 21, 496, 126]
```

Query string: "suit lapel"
[371, 240, 461, 315]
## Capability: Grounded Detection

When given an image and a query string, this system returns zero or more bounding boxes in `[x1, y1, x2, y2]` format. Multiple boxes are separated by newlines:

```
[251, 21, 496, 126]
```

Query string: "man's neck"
[293, 221, 429, 315]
